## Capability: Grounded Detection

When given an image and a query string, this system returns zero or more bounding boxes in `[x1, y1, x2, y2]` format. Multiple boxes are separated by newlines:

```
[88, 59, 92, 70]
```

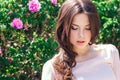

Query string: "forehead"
[72, 13, 90, 26]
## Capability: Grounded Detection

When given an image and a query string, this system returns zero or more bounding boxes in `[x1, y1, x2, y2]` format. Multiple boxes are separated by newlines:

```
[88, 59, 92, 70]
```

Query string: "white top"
[41, 44, 120, 80]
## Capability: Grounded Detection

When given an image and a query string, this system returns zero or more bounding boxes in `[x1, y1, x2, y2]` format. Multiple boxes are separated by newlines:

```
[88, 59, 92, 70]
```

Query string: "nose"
[79, 29, 84, 38]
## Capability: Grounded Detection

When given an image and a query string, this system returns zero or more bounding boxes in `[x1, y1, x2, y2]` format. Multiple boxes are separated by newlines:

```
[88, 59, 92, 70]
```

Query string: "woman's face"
[70, 13, 92, 52]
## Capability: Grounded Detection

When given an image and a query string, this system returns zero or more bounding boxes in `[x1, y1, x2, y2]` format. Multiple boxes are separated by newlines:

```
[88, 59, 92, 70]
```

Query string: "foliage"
[0, 0, 59, 79]
[93, 0, 120, 49]
[0, 0, 120, 79]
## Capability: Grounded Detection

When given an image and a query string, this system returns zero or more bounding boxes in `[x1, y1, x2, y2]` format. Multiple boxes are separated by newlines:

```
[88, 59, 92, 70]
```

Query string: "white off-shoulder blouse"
[41, 44, 120, 80]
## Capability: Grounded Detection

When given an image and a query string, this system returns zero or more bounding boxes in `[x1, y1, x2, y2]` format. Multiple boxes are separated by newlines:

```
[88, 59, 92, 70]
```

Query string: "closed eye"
[71, 27, 78, 30]
[71, 25, 79, 30]
[85, 27, 91, 30]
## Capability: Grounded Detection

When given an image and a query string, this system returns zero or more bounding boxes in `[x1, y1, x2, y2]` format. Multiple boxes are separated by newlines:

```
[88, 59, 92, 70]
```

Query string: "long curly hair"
[53, 0, 100, 80]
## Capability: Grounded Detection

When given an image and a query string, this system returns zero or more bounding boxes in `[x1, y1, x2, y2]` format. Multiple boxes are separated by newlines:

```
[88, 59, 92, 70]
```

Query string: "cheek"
[87, 32, 92, 39]
[84, 31, 91, 37]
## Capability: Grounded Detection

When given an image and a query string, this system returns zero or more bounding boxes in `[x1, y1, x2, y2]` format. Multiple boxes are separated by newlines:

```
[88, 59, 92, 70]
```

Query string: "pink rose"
[0, 48, 2, 54]
[11, 18, 23, 29]
[28, 0, 41, 12]
[51, 0, 57, 5]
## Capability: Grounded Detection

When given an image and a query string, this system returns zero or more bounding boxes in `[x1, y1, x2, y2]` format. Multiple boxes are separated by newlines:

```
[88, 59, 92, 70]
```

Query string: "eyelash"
[71, 27, 78, 30]
[85, 28, 91, 30]
[71, 27, 91, 30]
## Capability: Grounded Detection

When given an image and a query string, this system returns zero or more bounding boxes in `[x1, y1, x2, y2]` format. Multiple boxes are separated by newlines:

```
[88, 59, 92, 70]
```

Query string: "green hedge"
[0, 0, 120, 79]
[94, 0, 120, 49]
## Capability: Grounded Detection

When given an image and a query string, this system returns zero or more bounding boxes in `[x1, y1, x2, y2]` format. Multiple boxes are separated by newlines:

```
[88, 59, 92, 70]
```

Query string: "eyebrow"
[71, 23, 90, 27]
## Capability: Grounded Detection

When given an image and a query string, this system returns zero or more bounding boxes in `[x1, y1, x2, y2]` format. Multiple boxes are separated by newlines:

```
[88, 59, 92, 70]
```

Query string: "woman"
[41, 0, 120, 80]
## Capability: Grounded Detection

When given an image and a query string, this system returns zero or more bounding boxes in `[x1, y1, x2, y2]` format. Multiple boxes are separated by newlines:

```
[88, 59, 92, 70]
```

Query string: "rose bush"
[0, 0, 59, 79]
[0, 0, 120, 79]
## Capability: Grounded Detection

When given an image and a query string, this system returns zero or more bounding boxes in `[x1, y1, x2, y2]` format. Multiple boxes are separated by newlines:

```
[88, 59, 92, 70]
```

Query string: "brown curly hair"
[53, 0, 100, 80]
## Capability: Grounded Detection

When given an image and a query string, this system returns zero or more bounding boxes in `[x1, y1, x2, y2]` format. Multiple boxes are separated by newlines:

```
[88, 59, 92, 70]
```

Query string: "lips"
[77, 41, 85, 43]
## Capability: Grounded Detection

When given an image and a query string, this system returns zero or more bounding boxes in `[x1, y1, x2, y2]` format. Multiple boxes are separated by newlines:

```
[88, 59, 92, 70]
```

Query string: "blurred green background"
[0, 0, 120, 79]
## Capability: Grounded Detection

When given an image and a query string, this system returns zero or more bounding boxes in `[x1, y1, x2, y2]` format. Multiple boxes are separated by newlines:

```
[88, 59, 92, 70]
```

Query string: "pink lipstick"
[77, 41, 85, 45]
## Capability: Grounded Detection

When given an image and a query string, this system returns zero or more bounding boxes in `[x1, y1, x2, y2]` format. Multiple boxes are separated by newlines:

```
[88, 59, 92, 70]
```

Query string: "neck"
[74, 45, 91, 56]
